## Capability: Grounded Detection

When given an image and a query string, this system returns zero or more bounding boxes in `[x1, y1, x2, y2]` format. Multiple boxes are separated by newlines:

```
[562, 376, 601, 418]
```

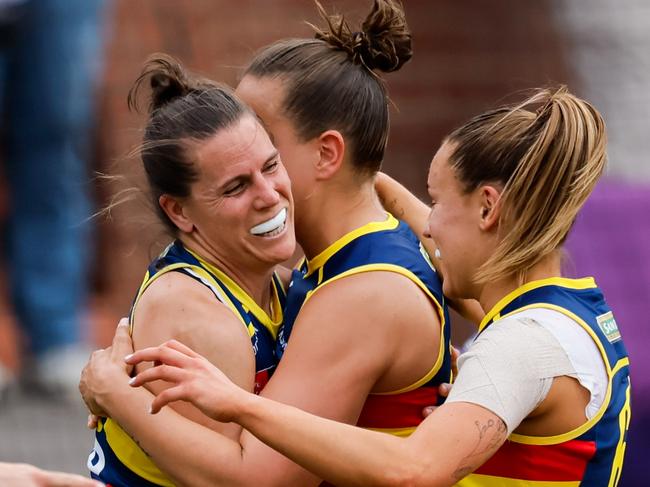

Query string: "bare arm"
[236, 396, 507, 487]
[375, 172, 434, 261]
[126, 338, 507, 487]
[81, 273, 256, 487]
[132, 271, 255, 438]
[123, 272, 442, 486]
[0, 463, 103, 487]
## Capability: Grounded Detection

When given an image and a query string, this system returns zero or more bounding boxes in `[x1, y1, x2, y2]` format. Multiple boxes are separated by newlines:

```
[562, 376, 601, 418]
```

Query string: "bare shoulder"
[135, 270, 219, 312]
[132, 270, 252, 367]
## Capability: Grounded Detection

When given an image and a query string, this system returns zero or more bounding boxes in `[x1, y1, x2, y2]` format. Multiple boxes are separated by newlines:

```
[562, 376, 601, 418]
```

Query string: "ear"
[478, 185, 502, 231]
[314, 130, 345, 181]
[159, 194, 194, 233]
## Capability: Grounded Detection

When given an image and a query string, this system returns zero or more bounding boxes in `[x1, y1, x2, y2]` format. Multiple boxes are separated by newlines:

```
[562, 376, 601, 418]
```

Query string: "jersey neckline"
[184, 245, 284, 331]
[478, 276, 597, 333]
[305, 213, 399, 277]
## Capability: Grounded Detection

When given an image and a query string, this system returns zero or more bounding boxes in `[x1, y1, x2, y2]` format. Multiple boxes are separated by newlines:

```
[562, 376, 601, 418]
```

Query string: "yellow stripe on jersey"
[185, 248, 283, 338]
[102, 419, 175, 487]
[303, 262, 447, 396]
[457, 474, 581, 487]
[305, 213, 399, 277]
[608, 378, 632, 487]
[364, 426, 417, 437]
[478, 277, 597, 333]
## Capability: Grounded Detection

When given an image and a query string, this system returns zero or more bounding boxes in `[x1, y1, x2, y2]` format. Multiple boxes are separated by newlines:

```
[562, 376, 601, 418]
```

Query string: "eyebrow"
[221, 150, 280, 189]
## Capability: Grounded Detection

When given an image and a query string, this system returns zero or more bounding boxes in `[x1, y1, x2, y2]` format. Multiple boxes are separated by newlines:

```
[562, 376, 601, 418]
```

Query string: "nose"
[253, 173, 280, 209]
[422, 228, 432, 239]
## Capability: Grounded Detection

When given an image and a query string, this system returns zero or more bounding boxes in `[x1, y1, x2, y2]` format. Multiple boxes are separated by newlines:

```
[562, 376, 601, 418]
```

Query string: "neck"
[178, 234, 275, 313]
[477, 251, 562, 318]
[297, 177, 386, 259]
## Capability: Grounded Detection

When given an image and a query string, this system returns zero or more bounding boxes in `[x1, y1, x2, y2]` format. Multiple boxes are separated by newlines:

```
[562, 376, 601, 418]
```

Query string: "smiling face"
[425, 141, 495, 300]
[181, 114, 296, 272]
[235, 75, 321, 233]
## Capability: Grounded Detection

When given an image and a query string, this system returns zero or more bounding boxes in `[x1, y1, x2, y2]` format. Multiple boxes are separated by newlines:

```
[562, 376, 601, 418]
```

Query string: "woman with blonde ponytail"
[124, 88, 630, 486]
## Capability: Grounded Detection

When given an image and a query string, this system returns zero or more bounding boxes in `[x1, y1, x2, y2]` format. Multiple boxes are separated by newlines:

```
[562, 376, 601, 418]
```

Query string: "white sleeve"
[445, 316, 576, 434]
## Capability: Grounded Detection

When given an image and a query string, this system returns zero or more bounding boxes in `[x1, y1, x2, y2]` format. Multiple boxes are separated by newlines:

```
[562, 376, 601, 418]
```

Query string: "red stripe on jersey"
[254, 370, 270, 394]
[475, 438, 597, 481]
[356, 387, 439, 429]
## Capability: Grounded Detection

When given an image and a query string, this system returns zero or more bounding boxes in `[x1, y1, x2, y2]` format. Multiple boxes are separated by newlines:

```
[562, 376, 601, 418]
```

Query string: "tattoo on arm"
[387, 198, 405, 218]
[451, 418, 507, 482]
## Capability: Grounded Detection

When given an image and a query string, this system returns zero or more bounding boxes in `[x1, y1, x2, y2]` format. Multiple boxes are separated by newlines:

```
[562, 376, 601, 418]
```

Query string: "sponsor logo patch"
[596, 311, 621, 343]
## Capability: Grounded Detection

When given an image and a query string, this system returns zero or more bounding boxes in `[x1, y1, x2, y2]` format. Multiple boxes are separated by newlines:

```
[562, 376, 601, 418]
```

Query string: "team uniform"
[88, 240, 285, 487]
[457, 277, 631, 487]
[278, 213, 452, 438]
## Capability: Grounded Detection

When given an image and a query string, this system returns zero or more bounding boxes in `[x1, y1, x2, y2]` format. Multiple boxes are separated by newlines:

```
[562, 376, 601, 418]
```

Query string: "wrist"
[233, 390, 264, 427]
[96, 365, 132, 412]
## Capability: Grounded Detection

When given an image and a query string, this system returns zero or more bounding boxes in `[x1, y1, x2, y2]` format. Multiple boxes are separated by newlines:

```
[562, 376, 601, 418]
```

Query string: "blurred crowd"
[0, 0, 105, 398]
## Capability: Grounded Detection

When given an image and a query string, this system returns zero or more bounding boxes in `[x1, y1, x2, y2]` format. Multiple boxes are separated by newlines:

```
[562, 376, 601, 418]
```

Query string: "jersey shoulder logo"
[596, 311, 621, 343]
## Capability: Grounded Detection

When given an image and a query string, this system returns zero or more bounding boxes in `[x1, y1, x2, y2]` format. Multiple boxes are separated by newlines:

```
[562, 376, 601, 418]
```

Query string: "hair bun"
[312, 0, 412, 73]
[128, 53, 195, 113]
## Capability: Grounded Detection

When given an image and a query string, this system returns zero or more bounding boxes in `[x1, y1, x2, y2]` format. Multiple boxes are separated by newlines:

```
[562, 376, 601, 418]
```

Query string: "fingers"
[125, 342, 193, 368]
[164, 339, 202, 358]
[87, 414, 99, 430]
[110, 318, 133, 362]
[129, 364, 186, 388]
[438, 383, 451, 397]
[422, 406, 436, 418]
[450, 345, 460, 378]
[149, 386, 187, 414]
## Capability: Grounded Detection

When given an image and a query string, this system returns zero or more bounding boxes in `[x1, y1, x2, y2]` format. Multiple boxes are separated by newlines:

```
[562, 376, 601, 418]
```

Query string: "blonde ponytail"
[448, 87, 607, 284]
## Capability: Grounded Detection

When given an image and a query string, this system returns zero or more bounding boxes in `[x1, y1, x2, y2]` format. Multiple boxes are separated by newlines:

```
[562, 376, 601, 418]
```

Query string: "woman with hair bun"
[82, 1, 458, 486]
[126, 88, 631, 486]
[85, 54, 297, 487]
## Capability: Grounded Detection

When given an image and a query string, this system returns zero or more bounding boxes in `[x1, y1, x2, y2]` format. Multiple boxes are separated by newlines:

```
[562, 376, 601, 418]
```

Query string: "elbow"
[370, 460, 422, 487]
[376, 460, 447, 487]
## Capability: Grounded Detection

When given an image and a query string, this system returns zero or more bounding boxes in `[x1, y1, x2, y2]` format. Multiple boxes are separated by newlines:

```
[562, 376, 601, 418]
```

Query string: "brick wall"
[90, 0, 572, 342]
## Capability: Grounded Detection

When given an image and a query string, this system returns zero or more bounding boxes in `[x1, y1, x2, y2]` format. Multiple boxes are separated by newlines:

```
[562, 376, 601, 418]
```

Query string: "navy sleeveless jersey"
[88, 240, 285, 486]
[278, 214, 452, 437]
[459, 277, 631, 486]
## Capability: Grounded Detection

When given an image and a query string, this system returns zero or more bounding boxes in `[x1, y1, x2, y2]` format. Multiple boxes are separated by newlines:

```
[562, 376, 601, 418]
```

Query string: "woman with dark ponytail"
[81, 1, 460, 486]
[124, 88, 630, 486]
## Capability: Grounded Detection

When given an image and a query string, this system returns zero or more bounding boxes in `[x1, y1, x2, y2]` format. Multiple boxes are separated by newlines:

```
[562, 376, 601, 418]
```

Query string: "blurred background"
[0, 0, 647, 484]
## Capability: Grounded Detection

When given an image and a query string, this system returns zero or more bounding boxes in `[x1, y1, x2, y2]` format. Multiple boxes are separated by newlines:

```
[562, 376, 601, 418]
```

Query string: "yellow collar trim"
[185, 247, 283, 332]
[478, 276, 597, 333]
[305, 213, 399, 277]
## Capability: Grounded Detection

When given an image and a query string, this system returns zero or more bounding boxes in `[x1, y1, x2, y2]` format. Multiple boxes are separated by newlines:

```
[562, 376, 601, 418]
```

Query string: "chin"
[269, 238, 297, 264]
[442, 279, 468, 302]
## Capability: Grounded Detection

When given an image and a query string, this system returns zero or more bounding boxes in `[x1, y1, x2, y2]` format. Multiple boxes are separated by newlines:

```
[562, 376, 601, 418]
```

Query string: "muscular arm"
[233, 397, 507, 487]
[108, 271, 441, 486]
[375, 172, 436, 264]
[85, 274, 254, 486]
[132, 272, 254, 438]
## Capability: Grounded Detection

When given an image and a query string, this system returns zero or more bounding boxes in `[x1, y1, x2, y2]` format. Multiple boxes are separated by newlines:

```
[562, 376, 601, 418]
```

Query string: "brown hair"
[244, 0, 412, 175]
[447, 87, 607, 284]
[128, 53, 252, 233]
